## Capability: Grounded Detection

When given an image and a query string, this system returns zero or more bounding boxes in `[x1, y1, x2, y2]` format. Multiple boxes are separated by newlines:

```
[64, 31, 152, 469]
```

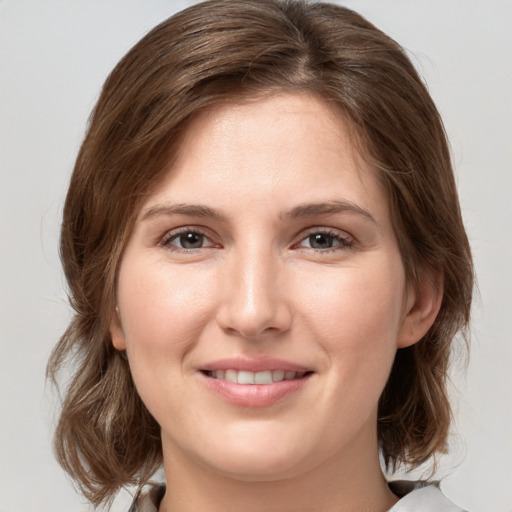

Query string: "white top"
[129, 481, 467, 511]
[388, 481, 466, 511]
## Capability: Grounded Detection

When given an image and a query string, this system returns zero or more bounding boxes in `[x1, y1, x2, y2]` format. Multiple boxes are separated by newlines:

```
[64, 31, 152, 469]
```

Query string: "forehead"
[140, 94, 387, 226]
[182, 92, 362, 167]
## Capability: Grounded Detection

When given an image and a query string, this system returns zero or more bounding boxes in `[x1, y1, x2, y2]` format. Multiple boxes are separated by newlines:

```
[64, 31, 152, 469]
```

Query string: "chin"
[180, 425, 314, 482]
[205, 453, 306, 483]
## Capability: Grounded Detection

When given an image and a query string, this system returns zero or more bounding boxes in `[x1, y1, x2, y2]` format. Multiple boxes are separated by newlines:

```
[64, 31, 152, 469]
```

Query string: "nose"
[216, 247, 292, 339]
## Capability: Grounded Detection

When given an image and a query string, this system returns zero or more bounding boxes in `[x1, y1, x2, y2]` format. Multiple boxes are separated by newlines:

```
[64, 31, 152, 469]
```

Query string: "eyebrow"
[140, 200, 375, 224]
[141, 203, 228, 222]
[280, 200, 376, 223]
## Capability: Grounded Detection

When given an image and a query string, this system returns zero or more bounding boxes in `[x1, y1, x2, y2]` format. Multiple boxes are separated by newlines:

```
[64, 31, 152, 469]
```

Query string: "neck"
[159, 425, 398, 512]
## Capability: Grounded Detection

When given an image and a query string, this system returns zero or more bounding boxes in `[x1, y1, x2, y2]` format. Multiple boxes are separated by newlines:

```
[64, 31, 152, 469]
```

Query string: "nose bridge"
[218, 242, 290, 338]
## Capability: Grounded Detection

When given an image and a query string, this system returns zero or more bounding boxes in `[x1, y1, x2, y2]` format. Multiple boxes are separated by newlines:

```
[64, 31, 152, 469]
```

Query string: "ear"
[110, 306, 127, 350]
[397, 271, 443, 349]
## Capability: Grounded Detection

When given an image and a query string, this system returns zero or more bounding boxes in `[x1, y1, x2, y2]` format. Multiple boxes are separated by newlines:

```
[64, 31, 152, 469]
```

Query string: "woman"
[47, 1, 473, 511]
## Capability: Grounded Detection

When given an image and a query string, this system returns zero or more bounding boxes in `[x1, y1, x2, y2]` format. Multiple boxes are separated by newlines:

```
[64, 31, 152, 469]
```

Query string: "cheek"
[293, 258, 405, 386]
[115, 261, 218, 394]
[295, 259, 405, 340]
[115, 260, 220, 420]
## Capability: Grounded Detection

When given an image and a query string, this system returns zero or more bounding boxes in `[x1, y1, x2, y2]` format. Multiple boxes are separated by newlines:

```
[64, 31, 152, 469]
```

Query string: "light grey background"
[1, 1, 511, 511]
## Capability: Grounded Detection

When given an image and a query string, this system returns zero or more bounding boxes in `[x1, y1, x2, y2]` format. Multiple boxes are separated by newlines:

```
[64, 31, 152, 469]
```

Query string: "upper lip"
[200, 357, 311, 373]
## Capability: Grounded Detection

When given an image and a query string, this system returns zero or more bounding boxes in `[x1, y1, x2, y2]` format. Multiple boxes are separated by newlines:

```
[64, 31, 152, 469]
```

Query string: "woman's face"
[111, 93, 418, 481]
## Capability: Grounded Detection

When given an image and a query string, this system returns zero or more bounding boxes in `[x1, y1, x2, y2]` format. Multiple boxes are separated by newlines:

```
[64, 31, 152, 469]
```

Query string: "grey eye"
[175, 232, 205, 249]
[308, 233, 336, 249]
[297, 231, 352, 251]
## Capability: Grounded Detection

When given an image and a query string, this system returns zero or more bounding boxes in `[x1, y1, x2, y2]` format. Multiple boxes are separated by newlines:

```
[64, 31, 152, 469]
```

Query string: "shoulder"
[128, 484, 165, 512]
[388, 480, 467, 512]
[128, 481, 466, 512]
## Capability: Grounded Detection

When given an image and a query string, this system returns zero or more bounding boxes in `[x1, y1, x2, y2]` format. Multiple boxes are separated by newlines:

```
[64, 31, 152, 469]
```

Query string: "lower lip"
[199, 372, 312, 407]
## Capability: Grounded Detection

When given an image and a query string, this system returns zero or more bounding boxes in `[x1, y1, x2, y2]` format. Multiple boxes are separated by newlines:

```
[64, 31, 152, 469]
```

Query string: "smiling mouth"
[203, 369, 311, 384]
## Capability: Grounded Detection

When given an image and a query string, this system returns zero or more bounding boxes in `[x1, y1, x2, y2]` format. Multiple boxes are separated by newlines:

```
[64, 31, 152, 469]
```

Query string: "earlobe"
[110, 306, 127, 350]
[397, 271, 443, 349]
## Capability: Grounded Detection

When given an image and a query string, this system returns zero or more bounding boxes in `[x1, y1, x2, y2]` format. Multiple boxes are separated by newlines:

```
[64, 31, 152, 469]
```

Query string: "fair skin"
[110, 93, 441, 512]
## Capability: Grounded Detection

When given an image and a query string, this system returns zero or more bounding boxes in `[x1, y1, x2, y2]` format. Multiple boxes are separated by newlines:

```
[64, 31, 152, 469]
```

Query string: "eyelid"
[292, 227, 354, 251]
[159, 226, 219, 250]
[156, 225, 354, 253]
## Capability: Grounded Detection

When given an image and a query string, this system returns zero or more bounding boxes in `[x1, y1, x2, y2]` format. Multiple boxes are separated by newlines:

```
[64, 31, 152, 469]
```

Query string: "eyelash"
[159, 228, 215, 252]
[159, 227, 354, 253]
[294, 229, 354, 253]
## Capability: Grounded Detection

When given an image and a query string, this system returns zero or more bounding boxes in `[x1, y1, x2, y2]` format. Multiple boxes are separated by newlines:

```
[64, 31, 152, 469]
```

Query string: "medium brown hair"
[48, 0, 473, 506]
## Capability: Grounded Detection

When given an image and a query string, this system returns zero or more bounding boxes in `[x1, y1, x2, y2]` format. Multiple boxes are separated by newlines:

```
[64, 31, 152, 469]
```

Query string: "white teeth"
[272, 369, 285, 382]
[225, 369, 238, 383]
[237, 370, 255, 384]
[208, 369, 306, 384]
[254, 371, 273, 384]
